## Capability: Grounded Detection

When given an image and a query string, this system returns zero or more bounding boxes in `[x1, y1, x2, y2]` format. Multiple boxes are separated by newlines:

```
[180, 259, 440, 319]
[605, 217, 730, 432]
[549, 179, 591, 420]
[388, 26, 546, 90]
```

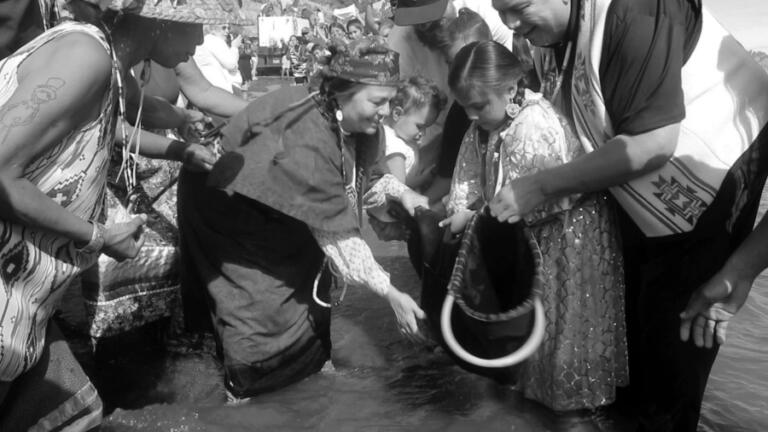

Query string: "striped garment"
[0, 21, 117, 382]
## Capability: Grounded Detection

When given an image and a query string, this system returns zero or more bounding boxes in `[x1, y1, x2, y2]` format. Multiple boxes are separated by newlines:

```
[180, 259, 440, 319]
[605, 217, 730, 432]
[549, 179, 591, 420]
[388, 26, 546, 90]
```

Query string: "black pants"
[620, 126, 768, 432]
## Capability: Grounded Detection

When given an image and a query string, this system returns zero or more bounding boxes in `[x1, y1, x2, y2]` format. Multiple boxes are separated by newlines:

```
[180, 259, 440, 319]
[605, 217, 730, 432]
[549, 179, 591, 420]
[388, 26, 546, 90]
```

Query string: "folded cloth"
[0, 323, 102, 432]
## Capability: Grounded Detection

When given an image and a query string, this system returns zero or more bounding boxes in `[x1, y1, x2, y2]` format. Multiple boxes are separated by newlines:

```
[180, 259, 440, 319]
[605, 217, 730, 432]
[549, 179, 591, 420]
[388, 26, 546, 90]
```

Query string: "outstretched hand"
[679, 270, 752, 348]
[386, 287, 427, 344]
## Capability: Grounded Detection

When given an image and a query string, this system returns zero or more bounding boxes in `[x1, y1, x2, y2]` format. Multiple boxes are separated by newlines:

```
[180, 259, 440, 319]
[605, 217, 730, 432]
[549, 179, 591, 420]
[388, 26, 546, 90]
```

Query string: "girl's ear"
[391, 106, 403, 121]
[507, 82, 519, 103]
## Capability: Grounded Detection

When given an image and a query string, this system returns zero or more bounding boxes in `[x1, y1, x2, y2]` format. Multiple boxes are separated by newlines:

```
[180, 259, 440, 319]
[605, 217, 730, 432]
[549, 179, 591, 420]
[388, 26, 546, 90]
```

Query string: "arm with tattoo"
[0, 33, 145, 259]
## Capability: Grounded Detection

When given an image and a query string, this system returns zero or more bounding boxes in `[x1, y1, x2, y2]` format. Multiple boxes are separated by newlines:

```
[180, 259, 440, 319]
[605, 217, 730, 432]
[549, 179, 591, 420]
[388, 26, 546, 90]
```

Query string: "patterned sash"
[537, 0, 768, 236]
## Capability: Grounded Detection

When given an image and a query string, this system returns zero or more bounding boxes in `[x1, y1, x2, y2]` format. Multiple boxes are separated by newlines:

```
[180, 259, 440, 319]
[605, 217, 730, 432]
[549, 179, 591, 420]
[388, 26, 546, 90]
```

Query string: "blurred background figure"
[194, 24, 242, 93]
[346, 18, 364, 40]
[238, 36, 254, 88]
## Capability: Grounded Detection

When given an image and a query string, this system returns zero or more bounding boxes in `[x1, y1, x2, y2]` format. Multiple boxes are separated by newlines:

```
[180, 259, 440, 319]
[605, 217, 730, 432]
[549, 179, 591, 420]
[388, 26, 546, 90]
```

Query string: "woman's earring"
[505, 101, 521, 119]
[335, 109, 344, 122]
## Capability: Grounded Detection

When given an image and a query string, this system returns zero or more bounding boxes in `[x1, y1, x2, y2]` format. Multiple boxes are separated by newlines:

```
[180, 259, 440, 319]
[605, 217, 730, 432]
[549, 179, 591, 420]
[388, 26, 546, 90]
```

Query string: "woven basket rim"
[448, 211, 544, 323]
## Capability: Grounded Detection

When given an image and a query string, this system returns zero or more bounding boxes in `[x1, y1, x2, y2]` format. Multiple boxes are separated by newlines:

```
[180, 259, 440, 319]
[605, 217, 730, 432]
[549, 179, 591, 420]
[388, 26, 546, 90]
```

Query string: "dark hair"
[346, 18, 363, 32]
[442, 8, 492, 60]
[65, 0, 119, 30]
[392, 76, 447, 117]
[330, 22, 346, 33]
[449, 41, 528, 102]
[413, 19, 449, 51]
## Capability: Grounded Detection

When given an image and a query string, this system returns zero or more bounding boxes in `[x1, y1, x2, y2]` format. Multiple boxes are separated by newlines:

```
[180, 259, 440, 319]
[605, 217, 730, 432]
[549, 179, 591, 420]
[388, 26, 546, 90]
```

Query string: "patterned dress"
[0, 22, 117, 381]
[447, 90, 628, 411]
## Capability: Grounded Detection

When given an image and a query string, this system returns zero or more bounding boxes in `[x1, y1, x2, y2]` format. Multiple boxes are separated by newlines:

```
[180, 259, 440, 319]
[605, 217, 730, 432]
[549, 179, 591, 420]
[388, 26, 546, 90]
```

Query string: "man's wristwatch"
[77, 222, 106, 254]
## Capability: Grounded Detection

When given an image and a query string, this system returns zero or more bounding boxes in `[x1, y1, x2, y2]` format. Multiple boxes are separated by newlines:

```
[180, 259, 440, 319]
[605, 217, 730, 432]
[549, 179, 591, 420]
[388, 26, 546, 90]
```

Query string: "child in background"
[305, 41, 328, 79]
[288, 35, 308, 85]
[365, 76, 447, 223]
[329, 22, 348, 43]
[346, 18, 364, 40]
[384, 76, 446, 190]
[280, 40, 291, 80]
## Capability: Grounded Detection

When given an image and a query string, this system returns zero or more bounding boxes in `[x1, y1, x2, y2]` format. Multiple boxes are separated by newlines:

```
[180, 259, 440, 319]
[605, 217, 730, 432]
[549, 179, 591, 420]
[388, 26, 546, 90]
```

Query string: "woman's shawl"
[206, 86, 384, 232]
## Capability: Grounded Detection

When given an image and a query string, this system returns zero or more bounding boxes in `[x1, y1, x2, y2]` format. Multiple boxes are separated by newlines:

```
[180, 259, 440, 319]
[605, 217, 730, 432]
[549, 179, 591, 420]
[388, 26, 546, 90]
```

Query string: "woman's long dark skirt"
[177, 170, 332, 398]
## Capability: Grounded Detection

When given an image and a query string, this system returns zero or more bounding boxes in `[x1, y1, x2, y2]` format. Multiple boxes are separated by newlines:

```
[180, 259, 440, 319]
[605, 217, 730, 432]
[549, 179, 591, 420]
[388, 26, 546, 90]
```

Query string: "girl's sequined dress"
[447, 91, 628, 410]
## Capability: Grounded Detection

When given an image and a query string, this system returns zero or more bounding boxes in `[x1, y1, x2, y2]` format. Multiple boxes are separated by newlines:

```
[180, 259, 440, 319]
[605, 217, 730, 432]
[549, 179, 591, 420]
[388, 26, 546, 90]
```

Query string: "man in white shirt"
[194, 24, 242, 94]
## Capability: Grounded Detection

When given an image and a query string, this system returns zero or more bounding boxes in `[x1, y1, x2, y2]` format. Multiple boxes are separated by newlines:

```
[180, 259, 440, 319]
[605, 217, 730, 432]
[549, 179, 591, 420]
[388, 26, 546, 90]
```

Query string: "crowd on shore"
[0, 0, 767, 431]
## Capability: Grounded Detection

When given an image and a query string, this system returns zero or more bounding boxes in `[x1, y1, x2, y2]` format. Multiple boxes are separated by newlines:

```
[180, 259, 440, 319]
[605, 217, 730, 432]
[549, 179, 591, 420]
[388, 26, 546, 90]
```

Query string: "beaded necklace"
[109, 29, 151, 211]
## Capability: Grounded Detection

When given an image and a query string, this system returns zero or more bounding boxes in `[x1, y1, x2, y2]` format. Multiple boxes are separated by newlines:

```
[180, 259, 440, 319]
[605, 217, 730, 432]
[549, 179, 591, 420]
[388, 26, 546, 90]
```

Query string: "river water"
[61, 3, 768, 430]
[88, 198, 768, 432]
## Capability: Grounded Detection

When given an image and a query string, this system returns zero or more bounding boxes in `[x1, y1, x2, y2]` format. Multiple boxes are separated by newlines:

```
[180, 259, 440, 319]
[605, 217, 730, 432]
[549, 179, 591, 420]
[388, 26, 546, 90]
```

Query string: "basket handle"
[440, 293, 545, 368]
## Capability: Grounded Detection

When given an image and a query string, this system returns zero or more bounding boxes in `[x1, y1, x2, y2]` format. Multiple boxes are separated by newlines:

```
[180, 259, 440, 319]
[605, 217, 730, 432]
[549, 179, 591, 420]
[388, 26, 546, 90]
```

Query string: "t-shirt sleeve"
[437, 102, 472, 178]
[599, 5, 688, 135]
[383, 127, 408, 159]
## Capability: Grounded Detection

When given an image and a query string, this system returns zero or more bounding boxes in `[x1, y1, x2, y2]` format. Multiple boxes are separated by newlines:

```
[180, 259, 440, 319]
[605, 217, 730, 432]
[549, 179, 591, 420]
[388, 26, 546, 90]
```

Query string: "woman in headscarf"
[178, 37, 429, 401]
[0, 0, 243, 428]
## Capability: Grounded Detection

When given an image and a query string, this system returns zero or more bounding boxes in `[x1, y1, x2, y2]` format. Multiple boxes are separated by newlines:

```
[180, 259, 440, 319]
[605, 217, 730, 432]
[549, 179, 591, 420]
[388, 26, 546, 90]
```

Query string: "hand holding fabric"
[180, 108, 210, 128]
[489, 175, 545, 223]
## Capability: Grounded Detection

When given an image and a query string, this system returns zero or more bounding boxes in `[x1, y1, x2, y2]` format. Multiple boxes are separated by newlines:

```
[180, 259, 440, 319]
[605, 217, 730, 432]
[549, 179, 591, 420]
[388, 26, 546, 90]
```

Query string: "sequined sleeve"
[310, 227, 391, 297]
[500, 97, 583, 224]
[446, 125, 483, 215]
[363, 173, 409, 210]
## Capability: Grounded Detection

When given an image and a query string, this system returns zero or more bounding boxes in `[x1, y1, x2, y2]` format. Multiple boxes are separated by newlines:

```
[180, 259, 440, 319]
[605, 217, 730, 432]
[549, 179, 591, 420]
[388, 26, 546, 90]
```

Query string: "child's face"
[332, 27, 347, 40]
[348, 25, 363, 40]
[456, 85, 515, 132]
[392, 104, 438, 147]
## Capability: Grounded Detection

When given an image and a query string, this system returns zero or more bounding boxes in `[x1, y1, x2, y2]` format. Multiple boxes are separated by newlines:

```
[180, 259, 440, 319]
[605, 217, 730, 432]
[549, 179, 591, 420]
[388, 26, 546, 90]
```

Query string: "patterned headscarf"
[324, 37, 400, 86]
[77, 0, 252, 25]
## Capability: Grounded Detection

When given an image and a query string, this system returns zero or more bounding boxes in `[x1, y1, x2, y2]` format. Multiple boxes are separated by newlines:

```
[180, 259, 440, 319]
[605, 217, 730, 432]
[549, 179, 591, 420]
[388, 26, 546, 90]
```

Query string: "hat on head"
[324, 36, 399, 85]
[85, 0, 254, 25]
[390, 0, 448, 26]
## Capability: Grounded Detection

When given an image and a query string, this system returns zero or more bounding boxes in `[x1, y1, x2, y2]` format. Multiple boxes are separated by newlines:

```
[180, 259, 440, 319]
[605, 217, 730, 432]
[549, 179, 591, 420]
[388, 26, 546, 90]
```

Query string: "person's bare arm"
[680, 213, 768, 347]
[490, 123, 680, 221]
[385, 154, 407, 184]
[174, 58, 248, 117]
[123, 71, 200, 129]
[117, 121, 216, 171]
[0, 34, 144, 258]
[0, 35, 109, 244]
